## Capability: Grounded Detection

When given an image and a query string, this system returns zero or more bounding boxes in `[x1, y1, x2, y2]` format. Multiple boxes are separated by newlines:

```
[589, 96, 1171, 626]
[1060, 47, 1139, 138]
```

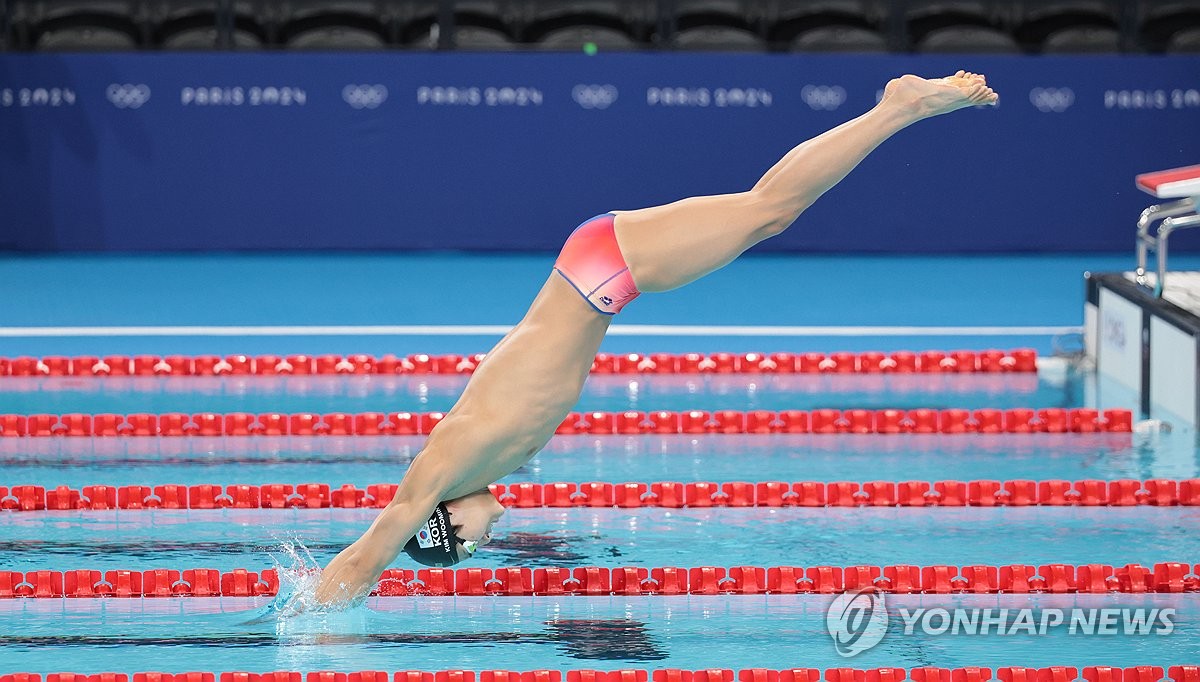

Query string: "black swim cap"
[402, 503, 473, 567]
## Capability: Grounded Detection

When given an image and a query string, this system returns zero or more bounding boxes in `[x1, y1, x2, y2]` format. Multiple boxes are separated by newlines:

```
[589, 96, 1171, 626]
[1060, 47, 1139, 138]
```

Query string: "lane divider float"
[0, 667, 1196, 682]
[2, 563, 1198, 597]
[3, 478, 1196, 511]
[0, 349, 1038, 378]
[0, 408, 1133, 438]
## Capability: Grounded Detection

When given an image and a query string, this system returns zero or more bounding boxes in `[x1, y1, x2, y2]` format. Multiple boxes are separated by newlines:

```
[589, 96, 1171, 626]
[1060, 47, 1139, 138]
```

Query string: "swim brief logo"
[599, 295, 614, 306]
[343, 84, 388, 109]
[826, 588, 888, 657]
[573, 84, 618, 110]
[1029, 87, 1074, 113]
[801, 85, 846, 111]
[107, 83, 151, 109]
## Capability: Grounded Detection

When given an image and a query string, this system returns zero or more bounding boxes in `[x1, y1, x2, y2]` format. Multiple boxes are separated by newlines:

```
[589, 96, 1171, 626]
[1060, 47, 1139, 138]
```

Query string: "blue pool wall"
[2, 53, 1199, 253]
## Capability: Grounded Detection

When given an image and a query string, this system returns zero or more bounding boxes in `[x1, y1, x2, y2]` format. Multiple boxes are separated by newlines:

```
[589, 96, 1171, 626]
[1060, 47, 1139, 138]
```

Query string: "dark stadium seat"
[1138, 0, 1200, 51]
[1012, 0, 1120, 51]
[153, 1, 264, 49]
[536, 24, 639, 50]
[671, 25, 766, 50]
[914, 25, 1021, 52]
[668, 0, 766, 49]
[673, 0, 764, 29]
[789, 24, 887, 51]
[440, 0, 516, 36]
[279, 1, 390, 48]
[1, 2, 10, 49]
[905, 0, 1014, 49]
[451, 24, 515, 48]
[399, 1, 515, 48]
[407, 23, 515, 49]
[522, 1, 648, 43]
[284, 24, 385, 48]
[1041, 24, 1121, 51]
[161, 24, 263, 48]
[768, 0, 883, 44]
[1167, 25, 1200, 50]
[16, 0, 143, 50]
[35, 24, 137, 49]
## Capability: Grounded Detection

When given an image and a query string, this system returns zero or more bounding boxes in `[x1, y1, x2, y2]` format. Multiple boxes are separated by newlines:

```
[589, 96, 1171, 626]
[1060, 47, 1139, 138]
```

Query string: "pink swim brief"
[553, 213, 641, 315]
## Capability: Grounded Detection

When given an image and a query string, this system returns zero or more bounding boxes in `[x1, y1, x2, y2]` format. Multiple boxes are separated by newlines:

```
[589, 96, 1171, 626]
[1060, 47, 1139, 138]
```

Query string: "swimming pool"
[1, 255, 1197, 679]
[2, 357, 1198, 675]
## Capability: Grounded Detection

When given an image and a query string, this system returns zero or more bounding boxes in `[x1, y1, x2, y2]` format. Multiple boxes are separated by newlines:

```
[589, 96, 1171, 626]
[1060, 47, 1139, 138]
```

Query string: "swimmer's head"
[402, 490, 505, 567]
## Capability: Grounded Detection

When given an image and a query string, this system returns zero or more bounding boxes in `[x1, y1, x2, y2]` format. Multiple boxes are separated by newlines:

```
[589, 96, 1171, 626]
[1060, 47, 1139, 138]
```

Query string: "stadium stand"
[1, 0, 1197, 52]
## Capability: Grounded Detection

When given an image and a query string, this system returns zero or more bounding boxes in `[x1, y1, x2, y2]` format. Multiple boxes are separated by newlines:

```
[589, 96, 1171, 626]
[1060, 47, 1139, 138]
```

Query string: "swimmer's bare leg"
[614, 72, 998, 292]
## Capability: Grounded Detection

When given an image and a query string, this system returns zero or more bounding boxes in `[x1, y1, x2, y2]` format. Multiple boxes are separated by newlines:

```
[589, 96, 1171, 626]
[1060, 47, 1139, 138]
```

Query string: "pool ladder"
[1135, 198, 1200, 298]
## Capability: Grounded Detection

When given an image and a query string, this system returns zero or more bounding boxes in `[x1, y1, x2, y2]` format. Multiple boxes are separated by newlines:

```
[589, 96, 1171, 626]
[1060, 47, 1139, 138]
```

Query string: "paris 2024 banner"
[1, 53, 1198, 253]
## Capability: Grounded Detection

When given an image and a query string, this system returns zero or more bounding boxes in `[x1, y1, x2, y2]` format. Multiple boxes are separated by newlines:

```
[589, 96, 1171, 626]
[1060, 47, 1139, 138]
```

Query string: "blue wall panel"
[1, 53, 1198, 252]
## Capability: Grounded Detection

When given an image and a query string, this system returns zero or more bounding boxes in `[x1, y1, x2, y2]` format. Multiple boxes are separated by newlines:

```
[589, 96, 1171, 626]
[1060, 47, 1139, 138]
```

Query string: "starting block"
[1086, 164, 1200, 426]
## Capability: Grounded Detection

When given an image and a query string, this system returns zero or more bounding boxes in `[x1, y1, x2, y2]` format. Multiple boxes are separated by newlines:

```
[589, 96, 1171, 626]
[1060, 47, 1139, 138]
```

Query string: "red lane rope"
[0, 668, 1195, 682]
[4, 478, 1196, 511]
[2, 563, 1198, 598]
[0, 349, 1038, 378]
[0, 407, 1133, 437]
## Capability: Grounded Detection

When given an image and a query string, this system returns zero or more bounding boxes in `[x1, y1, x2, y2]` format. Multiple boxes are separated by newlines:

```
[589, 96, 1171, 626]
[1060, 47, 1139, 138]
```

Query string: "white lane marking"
[0, 324, 1082, 337]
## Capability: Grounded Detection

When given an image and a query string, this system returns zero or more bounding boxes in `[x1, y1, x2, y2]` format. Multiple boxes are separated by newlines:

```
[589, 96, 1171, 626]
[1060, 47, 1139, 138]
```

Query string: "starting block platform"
[1085, 165, 1200, 427]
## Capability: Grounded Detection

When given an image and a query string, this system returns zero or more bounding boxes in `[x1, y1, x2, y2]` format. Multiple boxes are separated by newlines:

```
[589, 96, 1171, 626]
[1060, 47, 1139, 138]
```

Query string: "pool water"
[3, 248, 1200, 674]
[1, 364, 1198, 674]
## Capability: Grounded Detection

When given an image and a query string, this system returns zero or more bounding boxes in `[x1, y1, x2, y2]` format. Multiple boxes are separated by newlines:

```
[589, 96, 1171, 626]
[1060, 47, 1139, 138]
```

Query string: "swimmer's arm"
[313, 455, 452, 605]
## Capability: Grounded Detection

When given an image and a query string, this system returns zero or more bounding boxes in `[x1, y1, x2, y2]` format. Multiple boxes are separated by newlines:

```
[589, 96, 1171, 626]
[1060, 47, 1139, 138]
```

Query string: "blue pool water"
[1, 374, 1198, 673]
[1, 254, 1198, 675]
[2, 594, 1199, 673]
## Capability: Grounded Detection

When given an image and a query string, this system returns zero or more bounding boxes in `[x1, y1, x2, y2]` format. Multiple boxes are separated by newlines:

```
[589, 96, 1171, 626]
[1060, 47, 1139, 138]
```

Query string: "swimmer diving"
[314, 71, 1000, 606]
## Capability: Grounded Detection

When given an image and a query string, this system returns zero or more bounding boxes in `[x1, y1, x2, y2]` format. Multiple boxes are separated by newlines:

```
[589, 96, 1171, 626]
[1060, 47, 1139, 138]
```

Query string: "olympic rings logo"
[1029, 87, 1074, 113]
[801, 85, 847, 111]
[106, 83, 151, 109]
[572, 84, 618, 110]
[342, 84, 388, 109]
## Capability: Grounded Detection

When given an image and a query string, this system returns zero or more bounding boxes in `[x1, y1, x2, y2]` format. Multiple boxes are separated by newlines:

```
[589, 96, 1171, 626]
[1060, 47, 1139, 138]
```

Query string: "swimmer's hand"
[314, 545, 380, 607]
[315, 499, 437, 606]
[317, 468, 449, 604]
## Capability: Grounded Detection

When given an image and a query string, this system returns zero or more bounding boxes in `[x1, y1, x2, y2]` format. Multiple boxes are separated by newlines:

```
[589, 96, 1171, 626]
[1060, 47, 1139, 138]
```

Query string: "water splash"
[242, 536, 367, 628]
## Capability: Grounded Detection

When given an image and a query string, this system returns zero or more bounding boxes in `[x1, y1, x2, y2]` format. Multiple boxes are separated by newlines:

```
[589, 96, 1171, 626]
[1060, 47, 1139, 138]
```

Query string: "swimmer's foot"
[882, 70, 999, 122]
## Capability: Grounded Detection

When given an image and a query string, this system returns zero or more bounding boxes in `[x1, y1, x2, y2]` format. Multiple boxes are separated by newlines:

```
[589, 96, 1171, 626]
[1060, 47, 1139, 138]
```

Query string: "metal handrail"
[1134, 198, 1196, 294]
[1154, 213, 1200, 297]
